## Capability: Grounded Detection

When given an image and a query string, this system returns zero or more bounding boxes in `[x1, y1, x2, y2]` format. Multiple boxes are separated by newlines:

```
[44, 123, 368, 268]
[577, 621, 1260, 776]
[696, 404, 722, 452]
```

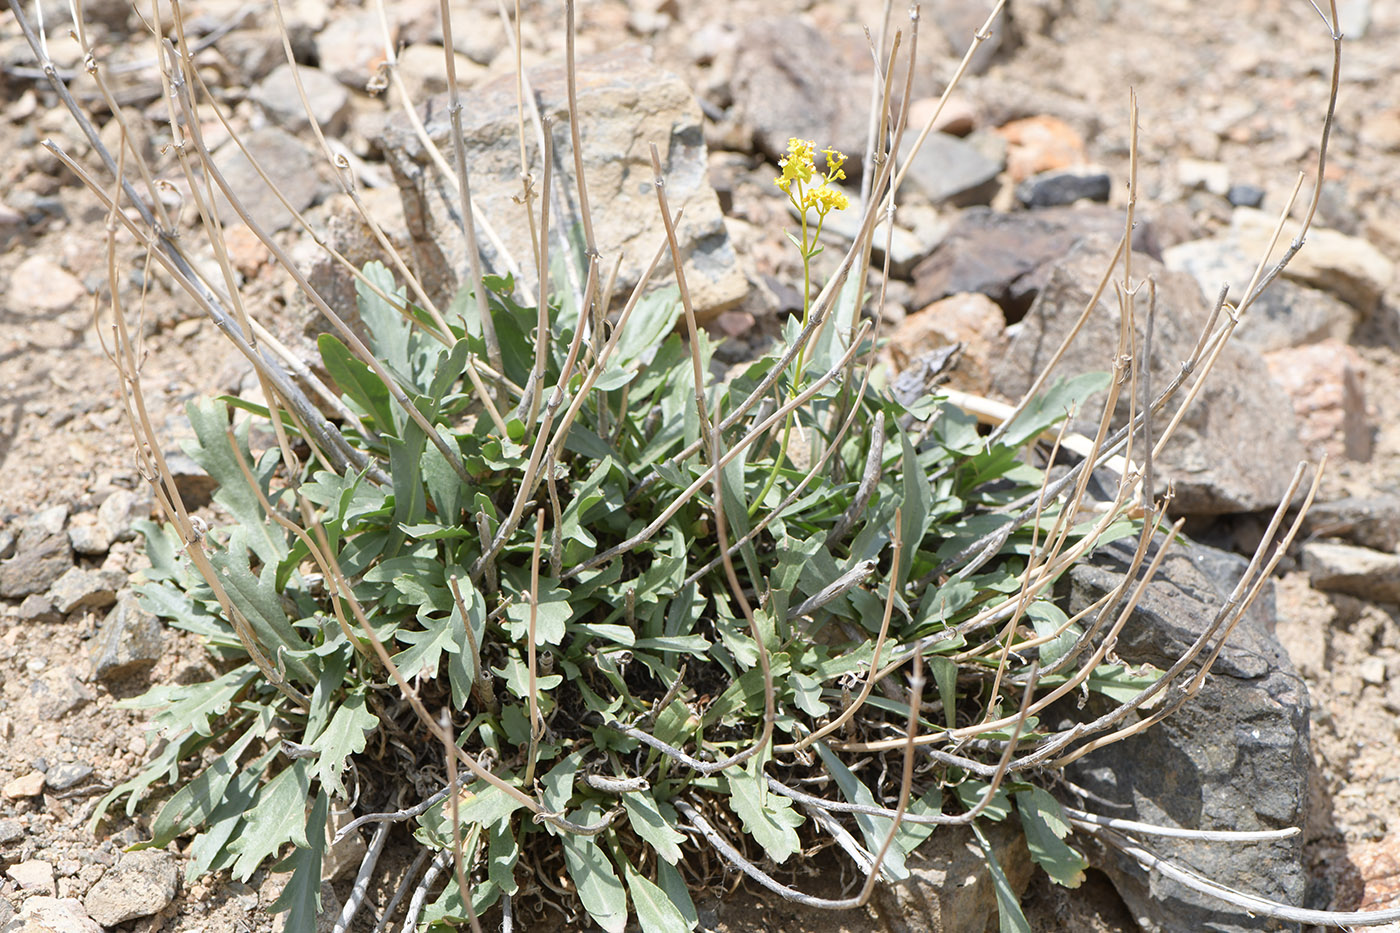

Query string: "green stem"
[752, 193, 816, 517]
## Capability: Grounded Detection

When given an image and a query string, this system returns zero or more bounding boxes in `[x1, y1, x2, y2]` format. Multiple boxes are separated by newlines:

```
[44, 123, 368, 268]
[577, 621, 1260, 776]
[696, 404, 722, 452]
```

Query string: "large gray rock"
[991, 237, 1304, 514]
[381, 48, 746, 321]
[1065, 534, 1310, 933]
[730, 18, 869, 173]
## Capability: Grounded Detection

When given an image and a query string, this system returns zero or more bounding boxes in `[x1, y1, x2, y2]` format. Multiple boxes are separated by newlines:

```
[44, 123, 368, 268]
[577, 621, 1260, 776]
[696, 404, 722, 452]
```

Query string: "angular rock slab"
[991, 237, 1304, 514]
[911, 205, 1159, 318]
[381, 49, 746, 321]
[1065, 534, 1310, 933]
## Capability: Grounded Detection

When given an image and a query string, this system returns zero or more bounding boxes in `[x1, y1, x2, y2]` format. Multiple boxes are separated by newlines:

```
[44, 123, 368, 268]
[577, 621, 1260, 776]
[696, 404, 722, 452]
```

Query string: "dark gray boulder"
[1063, 533, 1310, 933]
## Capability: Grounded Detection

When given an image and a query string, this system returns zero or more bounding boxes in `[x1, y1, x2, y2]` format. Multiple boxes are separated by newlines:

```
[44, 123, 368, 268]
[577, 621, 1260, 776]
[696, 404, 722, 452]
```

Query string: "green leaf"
[144, 713, 266, 847]
[357, 260, 420, 389]
[898, 428, 932, 583]
[228, 759, 313, 881]
[955, 779, 1013, 822]
[622, 791, 686, 865]
[270, 789, 330, 927]
[186, 746, 278, 881]
[1026, 601, 1080, 668]
[561, 804, 629, 933]
[625, 861, 695, 933]
[1000, 371, 1111, 449]
[609, 285, 681, 374]
[182, 399, 286, 564]
[539, 751, 584, 817]
[1015, 787, 1087, 888]
[209, 532, 314, 683]
[972, 822, 1033, 933]
[657, 860, 699, 929]
[928, 656, 958, 730]
[391, 613, 462, 681]
[120, 664, 256, 738]
[503, 583, 573, 646]
[308, 690, 378, 799]
[318, 333, 394, 431]
[1086, 662, 1165, 704]
[814, 744, 908, 881]
[725, 762, 803, 864]
[416, 780, 525, 849]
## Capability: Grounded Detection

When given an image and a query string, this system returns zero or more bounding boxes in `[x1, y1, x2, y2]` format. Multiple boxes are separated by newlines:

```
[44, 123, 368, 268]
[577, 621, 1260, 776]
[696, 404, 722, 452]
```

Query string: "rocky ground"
[3, 0, 1400, 930]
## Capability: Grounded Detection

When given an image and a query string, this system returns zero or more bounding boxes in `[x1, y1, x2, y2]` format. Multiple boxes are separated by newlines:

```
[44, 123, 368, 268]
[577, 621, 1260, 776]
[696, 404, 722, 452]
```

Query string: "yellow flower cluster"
[775, 138, 849, 220]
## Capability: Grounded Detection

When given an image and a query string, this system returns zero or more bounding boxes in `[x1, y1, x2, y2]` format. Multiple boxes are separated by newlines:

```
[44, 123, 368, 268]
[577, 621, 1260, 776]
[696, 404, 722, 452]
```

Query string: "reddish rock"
[885, 293, 1006, 394]
[1353, 834, 1400, 912]
[223, 223, 270, 279]
[994, 115, 1088, 184]
[1263, 340, 1372, 462]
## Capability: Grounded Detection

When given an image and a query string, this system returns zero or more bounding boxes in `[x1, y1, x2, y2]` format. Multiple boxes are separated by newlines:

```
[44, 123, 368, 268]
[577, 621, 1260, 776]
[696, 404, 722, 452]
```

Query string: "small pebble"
[2, 771, 47, 799]
[1227, 183, 1266, 208]
[1360, 656, 1387, 686]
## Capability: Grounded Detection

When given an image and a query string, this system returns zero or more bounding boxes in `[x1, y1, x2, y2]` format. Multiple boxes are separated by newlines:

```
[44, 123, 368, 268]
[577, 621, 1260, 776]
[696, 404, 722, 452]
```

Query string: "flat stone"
[992, 237, 1304, 514]
[2, 771, 46, 799]
[214, 27, 286, 84]
[67, 513, 114, 556]
[211, 126, 328, 234]
[0, 819, 23, 844]
[1301, 541, 1400, 604]
[0, 508, 74, 599]
[9, 897, 103, 933]
[163, 450, 218, 509]
[44, 761, 93, 792]
[91, 593, 166, 683]
[1361, 657, 1388, 686]
[1263, 340, 1371, 461]
[1302, 496, 1400, 552]
[900, 131, 1005, 207]
[1067, 534, 1309, 933]
[23, 667, 94, 722]
[1177, 158, 1230, 196]
[16, 594, 60, 624]
[7, 861, 56, 896]
[395, 43, 486, 102]
[48, 566, 126, 614]
[5, 255, 86, 314]
[1016, 170, 1112, 208]
[1170, 209, 1396, 316]
[97, 487, 147, 542]
[910, 205, 1157, 318]
[250, 63, 350, 135]
[83, 850, 179, 926]
[381, 48, 747, 321]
